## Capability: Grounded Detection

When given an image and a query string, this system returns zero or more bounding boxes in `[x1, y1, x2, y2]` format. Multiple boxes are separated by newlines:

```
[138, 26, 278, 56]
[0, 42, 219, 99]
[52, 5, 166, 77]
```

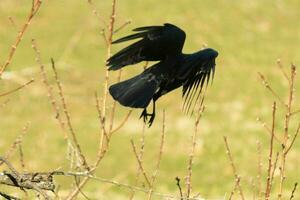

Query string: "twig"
[114, 20, 131, 34]
[258, 72, 286, 107]
[265, 102, 276, 200]
[256, 117, 281, 143]
[289, 183, 298, 200]
[131, 139, 151, 187]
[257, 140, 262, 199]
[95, 92, 109, 142]
[223, 136, 245, 200]
[285, 122, 300, 155]
[101, 0, 116, 126]
[50, 58, 89, 170]
[0, 123, 30, 166]
[270, 152, 279, 186]
[175, 177, 183, 200]
[147, 110, 166, 200]
[0, 0, 42, 76]
[110, 110, 132, 134]
[18, 143, 25, 171]
[31, 39, 68, 139]
[108, 68, 123, 133]
[290, 110, 300, 116]
[277, 59, 290, 82]
[278, 64, 297, 199]
[129, 123, 146, 200]
[86, 0, 108, 28]
[229, 177, 241, 200]
[186, 106, 205, 198]
[0, 79, 34, 97]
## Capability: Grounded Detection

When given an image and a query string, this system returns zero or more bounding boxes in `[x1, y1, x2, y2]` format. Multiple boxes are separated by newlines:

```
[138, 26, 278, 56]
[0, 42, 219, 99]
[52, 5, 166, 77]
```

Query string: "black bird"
[107, 23, 218, 126]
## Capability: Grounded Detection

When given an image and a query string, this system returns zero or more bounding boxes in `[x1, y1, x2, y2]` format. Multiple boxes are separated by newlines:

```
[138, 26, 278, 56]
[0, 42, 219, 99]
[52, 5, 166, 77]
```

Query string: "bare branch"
[223, 136, 245, 200]
[0, 0, 42, 76]
[0, 123, 30, 166]
[131, 139, 151, 187]
[257, 72, 286, 107]
[114, 20, 131, 34]
[51, 58, 89, 170]
[265, 102, 276, 200]
[31, 39, 68, 139]
[0, 79, 34, 97]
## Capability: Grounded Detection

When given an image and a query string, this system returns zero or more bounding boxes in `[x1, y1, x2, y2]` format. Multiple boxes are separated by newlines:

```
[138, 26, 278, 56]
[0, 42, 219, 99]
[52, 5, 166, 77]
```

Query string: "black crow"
[107, 23, 218, 126]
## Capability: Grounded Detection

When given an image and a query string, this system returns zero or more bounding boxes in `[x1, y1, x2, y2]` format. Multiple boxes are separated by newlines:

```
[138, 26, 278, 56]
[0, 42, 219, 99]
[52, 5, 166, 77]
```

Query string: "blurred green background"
[1, 0, 300, 199]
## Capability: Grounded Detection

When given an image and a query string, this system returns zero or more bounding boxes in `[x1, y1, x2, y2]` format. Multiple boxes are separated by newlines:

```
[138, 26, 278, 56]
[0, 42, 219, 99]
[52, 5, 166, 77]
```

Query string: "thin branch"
[110, 110, 132, 134]
[31, 39, 68, 138]
[257, 72, 286, 107]
[0, 79, 34, 97]
[278, 64, 296, 199]
[129, 123, 146, 200]
[229, 177, 241, 200]
[108, 69, 123, 133]
[257, 140, 262, 199]
[290, 110, 300, 116]
[285, 122, 300, 155]
[131, 139, 151, 187]
[114, 20, 131, 34]
[270, 152, 279, 186]
[95, 92, 108, 142]
[175, 177, 183, 200]
[0, 0, 42, 76]
[223, 136, 245, 200]
[186, 106, 205, 198]
[257, 117, 281, 143]
[265, 102, 276, 200]
[289, 183, 298, 200]
[147, 110, 166, 200]
[277, 59, 290, 83]
[0, 123, 30, 166]
[51, 58, 89, 170]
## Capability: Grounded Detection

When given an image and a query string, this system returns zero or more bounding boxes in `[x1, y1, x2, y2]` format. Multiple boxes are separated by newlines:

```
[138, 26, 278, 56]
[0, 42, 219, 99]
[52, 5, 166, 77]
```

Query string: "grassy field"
[1, 0, 300, 199]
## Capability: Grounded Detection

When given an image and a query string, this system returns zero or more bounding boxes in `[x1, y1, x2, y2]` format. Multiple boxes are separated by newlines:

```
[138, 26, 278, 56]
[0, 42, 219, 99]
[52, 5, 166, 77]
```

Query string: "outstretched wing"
[107, 23, 186, 70]
[178, 48, 218, 114]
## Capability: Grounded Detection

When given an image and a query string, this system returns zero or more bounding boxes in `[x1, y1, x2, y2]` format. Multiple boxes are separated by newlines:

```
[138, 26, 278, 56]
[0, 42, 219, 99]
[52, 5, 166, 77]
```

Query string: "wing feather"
[107, 23, 186, 71]
[180, 48, 218, 114]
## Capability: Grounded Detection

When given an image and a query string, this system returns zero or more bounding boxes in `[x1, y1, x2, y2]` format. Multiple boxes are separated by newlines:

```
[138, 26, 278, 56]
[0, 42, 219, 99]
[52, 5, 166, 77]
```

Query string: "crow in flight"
[107, 23, 218, 127]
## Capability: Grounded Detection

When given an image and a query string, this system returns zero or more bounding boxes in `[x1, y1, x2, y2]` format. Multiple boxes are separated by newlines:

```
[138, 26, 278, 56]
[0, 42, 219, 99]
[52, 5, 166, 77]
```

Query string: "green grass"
[1, 0, 300, 199]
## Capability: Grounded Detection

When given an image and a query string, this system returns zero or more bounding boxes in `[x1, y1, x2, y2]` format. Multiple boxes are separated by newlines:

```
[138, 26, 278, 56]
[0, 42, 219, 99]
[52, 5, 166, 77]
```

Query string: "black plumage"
[107, 23, 218, 126]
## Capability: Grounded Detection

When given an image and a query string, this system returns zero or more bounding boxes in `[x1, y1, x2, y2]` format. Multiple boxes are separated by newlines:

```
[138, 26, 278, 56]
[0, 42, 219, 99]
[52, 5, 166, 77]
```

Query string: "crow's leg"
[139, 99, 156, 127]
[139, 107, 149, 123]
[148, 100, 156, 127]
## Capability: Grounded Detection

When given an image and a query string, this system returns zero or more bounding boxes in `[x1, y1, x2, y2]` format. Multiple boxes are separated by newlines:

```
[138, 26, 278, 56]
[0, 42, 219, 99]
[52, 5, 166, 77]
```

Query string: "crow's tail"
[109, 69, 160, 108]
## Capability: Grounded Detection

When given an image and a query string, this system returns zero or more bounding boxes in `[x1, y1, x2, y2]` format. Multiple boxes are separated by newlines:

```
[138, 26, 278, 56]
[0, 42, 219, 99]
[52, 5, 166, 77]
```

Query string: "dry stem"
[0, 0, 42, 76]
[0, 79, 34, 97]
[223, 136, 245, 200]
[265, 102, 276, 200]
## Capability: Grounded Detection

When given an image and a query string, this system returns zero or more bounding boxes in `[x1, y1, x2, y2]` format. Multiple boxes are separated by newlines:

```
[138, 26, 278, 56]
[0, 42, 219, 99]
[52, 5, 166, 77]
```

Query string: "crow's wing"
[178, 48, 218, 113]
[107, 23, 186, 70]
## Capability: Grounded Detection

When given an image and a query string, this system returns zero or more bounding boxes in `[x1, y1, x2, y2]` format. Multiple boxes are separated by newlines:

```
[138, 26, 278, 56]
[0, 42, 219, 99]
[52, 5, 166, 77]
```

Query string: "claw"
[139, 109, 148, 122]
[139, 108, 155, 127]
[148, 113, 155, 127]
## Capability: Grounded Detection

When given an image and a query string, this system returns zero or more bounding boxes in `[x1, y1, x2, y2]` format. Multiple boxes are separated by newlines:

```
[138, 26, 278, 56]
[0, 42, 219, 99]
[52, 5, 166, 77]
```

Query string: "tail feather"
[109, 71, 160, 108]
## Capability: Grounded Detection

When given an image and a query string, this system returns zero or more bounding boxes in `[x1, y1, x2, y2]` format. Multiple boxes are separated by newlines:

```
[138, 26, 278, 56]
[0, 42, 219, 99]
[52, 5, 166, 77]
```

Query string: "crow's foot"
[139, 109, 155, 127]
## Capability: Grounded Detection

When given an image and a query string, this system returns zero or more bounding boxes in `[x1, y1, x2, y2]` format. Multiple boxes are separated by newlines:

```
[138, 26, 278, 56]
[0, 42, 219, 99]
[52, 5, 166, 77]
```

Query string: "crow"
[107, 23, 218, 127]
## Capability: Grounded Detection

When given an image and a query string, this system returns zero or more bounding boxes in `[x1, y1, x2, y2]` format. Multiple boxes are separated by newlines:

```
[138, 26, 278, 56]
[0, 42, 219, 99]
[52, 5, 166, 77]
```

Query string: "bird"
[107, 23, 218, 127]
